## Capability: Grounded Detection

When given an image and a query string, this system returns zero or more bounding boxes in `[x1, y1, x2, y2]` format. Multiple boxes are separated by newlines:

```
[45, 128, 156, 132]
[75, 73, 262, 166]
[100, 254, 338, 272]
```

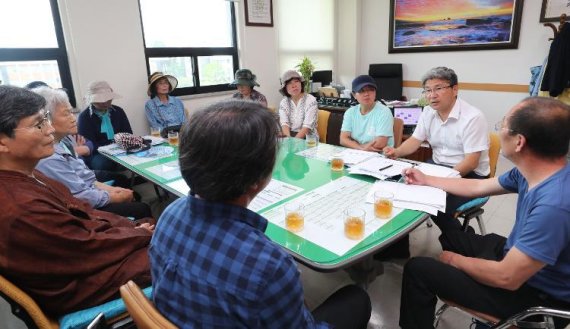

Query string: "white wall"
[58, 0, 554, 135]
[358, 0, 552, 129]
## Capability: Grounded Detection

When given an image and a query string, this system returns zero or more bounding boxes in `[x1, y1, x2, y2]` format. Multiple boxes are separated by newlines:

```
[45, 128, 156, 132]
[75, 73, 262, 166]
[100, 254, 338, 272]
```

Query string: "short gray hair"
[421, 67, 458, 87]
[31, 86, 71, 116]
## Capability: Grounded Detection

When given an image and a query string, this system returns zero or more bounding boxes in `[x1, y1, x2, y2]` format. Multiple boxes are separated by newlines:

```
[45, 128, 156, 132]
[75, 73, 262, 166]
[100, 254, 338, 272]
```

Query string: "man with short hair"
[398, 97, 570, 329]
[340, 75, 394, 151]
[150, 100, 371, 328]
[384, 67, 490, 232]
[0, 85, 153, 316]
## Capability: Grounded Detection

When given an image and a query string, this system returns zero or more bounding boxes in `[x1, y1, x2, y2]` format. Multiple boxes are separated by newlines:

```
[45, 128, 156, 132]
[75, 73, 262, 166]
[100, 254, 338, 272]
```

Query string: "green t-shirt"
[341, 101, 394, 146]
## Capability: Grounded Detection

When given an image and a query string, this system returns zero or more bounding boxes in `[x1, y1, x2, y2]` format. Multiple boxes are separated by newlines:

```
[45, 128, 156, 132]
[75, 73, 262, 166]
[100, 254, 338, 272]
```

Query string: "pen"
[378, 164, 393, 171]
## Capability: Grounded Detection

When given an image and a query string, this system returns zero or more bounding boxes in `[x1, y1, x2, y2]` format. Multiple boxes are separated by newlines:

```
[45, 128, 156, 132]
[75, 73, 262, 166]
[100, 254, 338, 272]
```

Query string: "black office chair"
[311, 70, 333, 87]
[368, 63, 404, 101]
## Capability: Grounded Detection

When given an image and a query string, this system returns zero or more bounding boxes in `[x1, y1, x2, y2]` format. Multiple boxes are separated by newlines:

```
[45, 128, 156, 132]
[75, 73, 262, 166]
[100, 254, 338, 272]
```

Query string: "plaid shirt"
[149, 195, 330, 328]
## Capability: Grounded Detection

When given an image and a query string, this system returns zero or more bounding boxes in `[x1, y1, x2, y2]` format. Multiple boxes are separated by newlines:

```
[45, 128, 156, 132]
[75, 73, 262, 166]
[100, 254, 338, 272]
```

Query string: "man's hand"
[402, 167, 428, 185]
[383, 146, 398, 159]
[135, 223, 155, 233]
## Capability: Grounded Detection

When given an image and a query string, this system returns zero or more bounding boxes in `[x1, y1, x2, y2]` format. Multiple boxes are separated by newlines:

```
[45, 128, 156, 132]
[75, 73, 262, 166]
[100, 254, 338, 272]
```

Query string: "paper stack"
[98, 143, 125, 156]
[415, 163, 460, 178]
[349, 157, 413, 180]
[366, 180, 446, 215]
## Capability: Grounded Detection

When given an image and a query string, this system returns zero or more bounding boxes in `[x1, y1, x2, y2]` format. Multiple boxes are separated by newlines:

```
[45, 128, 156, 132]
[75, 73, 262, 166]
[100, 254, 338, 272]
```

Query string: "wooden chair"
[119, 280, 177, 329]
[0, 274, 130, 329]
[393, 117, 404, 148]
[317, 109, 330, 143]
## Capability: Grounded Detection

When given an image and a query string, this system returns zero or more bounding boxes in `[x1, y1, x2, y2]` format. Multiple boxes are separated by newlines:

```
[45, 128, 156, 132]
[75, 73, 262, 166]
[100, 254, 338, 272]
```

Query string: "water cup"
[284, 202, 305, 233]
[374, 190, 394, 219]
[344, 207, 365, 240]
[330, 153, 344, 172]
[306, 133, 317, 147]
[150, 127, 161, 137]
[168, 131, 179, 147]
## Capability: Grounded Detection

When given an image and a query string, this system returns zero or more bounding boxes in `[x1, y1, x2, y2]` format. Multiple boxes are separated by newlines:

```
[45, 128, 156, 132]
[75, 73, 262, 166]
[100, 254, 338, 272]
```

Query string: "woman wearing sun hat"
[230, 69, 267, 107]
[78, 80, 133, 171]
[278, 69, 318, 139]
[145, 72, 186, 130]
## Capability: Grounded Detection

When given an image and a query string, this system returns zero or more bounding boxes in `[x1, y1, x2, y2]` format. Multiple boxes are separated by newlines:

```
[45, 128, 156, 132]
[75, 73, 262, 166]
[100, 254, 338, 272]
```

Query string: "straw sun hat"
[147, 72, 178, 96]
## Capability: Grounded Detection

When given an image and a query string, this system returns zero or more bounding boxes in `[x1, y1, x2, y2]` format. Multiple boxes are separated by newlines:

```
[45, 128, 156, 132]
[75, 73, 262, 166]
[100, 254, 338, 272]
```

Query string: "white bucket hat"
[85, 81, 122, 103]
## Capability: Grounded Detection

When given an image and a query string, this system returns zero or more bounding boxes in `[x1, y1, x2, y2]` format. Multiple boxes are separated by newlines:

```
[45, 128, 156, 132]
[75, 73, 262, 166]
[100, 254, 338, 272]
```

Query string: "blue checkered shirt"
[149, 195, 330, 328]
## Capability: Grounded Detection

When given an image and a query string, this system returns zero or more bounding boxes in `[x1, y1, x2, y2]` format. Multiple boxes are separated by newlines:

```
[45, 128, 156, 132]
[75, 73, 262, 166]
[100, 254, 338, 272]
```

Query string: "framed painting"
[244, 0, 273, 27]
[540, 0, 570, 23]
[389, 0, 524, 53]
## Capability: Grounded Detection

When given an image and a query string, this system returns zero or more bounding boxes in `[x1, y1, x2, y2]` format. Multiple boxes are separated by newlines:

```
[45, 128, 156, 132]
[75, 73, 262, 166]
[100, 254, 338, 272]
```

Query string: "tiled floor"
[0, 155, 527, 328]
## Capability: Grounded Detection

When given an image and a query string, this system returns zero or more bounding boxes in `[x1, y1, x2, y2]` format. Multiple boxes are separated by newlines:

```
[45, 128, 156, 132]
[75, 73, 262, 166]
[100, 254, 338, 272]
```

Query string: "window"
[139, 0, 239, 96]
[0, 0, 75, 106]
[277, 0, 335, 77]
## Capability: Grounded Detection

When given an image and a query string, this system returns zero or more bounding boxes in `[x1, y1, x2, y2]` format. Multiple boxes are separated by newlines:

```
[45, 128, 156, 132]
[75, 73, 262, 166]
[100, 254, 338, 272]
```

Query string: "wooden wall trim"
[403, 80, 528, 93]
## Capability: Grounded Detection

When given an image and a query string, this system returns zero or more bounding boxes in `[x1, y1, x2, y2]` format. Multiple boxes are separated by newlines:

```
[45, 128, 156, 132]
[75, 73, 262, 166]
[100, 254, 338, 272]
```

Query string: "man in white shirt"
[384, 67, 490, 232]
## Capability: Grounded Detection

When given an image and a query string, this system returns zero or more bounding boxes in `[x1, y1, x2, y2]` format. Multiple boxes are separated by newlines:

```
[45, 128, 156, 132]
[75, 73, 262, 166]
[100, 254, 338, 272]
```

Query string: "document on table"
[365, 180, 446, 215]
[332, 149, 379, 166]
[262, 176, 401, 256]
[415, 163, 460, 178]
[146, 161, 181, 181]
[349, 157, 413, 180]
[167, 178, 190, 196]
[97, 143, 125, 156]
[142, 135, 166, 146]
[296, 144, 344, 162]
[248, 179, 304, 212]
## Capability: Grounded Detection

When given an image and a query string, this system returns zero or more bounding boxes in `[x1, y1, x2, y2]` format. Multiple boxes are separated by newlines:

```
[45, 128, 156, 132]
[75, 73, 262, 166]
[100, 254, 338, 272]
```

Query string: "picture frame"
[244, 0, 273, 27]
[388, 0, 524, 53]
[540, 0, 570, 23]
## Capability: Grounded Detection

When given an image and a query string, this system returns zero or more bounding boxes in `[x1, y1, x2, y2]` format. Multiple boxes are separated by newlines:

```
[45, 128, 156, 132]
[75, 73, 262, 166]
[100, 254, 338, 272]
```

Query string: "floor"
[0, 155, 523, 328]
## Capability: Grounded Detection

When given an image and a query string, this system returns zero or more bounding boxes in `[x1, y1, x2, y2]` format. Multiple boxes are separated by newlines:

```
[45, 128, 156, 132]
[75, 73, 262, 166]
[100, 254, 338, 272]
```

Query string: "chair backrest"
[489, 132, 501, 178]
[0, 275, 58, 329]
[119, 281, 177, 329]
[368, 63, 403, 101]
[393, 117, 404, 148]
[317, 110, 330, 143]
[326, 111, 344, 146]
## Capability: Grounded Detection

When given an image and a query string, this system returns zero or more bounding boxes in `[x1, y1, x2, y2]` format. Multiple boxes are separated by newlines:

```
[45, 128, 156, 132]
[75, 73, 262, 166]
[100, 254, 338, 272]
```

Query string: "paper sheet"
[415, 163, 460, 178]
[349, 157, 413, 180]
[365, 181, 446, 215]
[248, 179, 304, 212]
[296, 144, 345, 162]
[262, 176, 401, 256]
[333, 149, 380, 165]
[167, 179, 190, 196]
[146, 161, 181, 181]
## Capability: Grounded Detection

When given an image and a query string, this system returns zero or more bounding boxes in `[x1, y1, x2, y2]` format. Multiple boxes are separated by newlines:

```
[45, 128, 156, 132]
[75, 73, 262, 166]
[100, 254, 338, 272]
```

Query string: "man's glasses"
[13, 111, 52, 133]
[421, 85, 452, 96]
[494, 117, 516, 134]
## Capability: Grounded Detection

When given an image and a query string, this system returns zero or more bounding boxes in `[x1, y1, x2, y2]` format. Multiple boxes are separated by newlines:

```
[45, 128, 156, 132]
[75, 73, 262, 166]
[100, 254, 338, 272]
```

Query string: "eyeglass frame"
[421, 85, 453, 96]
[12, 111, 52, 133]
[494, 117, 518, 134]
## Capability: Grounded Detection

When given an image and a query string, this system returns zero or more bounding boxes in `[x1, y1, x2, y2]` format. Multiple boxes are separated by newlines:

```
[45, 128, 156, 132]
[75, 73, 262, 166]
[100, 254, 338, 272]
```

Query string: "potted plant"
[296, 56, 315, 93]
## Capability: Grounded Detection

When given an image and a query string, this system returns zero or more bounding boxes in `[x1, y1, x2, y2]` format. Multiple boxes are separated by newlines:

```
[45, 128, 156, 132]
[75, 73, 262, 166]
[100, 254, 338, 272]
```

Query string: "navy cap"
[351, 75, 377, 93]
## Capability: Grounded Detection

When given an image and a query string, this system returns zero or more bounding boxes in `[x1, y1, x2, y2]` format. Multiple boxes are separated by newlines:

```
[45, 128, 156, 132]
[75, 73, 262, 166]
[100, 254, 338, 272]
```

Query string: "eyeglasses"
[494, 117, 516, 134]
[422, 85, 452, 96]
[13, 111, 52, 133]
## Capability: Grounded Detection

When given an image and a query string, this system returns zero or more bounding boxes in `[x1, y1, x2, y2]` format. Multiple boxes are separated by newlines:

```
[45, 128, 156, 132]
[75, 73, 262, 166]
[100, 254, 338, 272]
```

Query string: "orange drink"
[331, 154, 344, 172]
[284, 202, 305, 233]
[374, 191, 394, 219]
[150, 127, 161, 137]
[168, 131, 179, 146]
[306, 133, 317, 147]
[344, 208, 365, 240]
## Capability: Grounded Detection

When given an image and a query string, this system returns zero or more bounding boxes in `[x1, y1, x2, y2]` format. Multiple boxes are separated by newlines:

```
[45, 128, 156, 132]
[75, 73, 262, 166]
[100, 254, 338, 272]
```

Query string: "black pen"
[378, 164, 393, 171]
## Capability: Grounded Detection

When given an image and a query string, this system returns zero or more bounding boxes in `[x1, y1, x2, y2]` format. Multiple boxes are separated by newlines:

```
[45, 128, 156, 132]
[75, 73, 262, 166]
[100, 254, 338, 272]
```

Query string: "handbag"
[114, 133, 152, 154]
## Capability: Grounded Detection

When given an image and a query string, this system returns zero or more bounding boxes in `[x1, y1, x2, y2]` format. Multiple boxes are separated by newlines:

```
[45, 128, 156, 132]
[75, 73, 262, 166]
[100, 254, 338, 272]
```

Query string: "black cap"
[352, 75, 377, 93]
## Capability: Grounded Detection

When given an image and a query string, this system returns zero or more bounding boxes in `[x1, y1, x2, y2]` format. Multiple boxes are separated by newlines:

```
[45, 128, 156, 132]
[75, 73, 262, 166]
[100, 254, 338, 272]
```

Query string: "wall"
[358, 0, 553, 129]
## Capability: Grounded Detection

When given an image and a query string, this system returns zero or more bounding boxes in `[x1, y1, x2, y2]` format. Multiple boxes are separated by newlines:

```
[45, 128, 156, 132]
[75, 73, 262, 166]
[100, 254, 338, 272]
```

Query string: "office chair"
[368, 63, 404, 101]
[120, 280, 177, 329]
[311, 70, 333, 87]
[453, 132, 501, 235]
[434, 301, 570, 329]
[317, 110, 330, 143]
[393, 118, 404, 148]
[0, 274, 132, 329]
[326, 111, 344, 146]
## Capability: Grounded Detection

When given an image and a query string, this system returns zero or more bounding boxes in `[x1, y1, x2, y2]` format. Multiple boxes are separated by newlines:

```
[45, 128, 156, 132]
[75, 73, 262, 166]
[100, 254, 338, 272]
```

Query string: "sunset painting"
[389, 0, 523, 52]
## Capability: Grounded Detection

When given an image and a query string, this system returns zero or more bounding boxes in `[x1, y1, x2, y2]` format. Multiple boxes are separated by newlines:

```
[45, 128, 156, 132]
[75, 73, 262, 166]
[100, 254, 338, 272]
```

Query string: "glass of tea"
[344, 207, 365, 240]
[374, 190, 394, 219]
[284, 202, 305, 233]
[150, 126, 161, 137]
[306, 133, 317, 147]
[330, 153, 344, 172]
[168, 130, 179, 147]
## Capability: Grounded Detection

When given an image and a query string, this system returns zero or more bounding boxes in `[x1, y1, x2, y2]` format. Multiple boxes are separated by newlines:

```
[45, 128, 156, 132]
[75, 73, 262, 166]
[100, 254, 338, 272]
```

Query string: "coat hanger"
[544, 13, 567, 41]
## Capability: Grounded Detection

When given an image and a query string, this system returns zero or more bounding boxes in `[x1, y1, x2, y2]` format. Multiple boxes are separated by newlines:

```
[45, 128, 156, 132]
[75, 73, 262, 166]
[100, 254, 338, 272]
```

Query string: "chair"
[326, 111, 344, 146]
[368, 63, 404, 101]
[119, 280, 177, 329]
[434, 302, 570, 329]
[317, 110, 330, 143]
[453, 132, 501, 235]
[393, 117, 404, 148]
[0, 274, 133, 329]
